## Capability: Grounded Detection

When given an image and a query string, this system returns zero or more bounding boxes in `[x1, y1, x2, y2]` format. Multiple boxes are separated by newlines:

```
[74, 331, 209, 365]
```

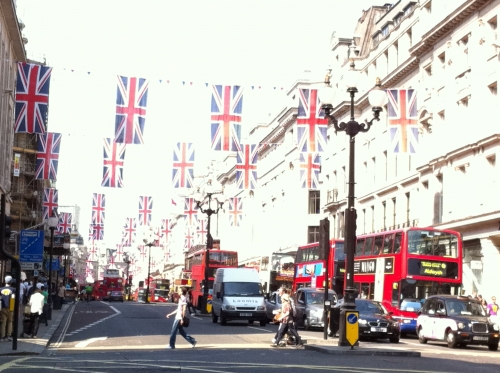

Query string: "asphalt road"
[0, 301, 498, 372]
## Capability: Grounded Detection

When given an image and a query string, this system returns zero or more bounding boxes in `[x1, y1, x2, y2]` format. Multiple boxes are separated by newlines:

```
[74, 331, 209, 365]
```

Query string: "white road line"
[75, 337, 107, 348]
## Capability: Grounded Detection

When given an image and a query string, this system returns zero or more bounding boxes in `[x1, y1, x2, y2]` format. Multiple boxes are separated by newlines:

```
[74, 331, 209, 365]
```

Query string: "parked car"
[265, 291, 283, 322]
[294, 288, 337, 330]
[109, 291, 124, 302]
[416, 295, 499, 351]
[356, 299, 401, 343]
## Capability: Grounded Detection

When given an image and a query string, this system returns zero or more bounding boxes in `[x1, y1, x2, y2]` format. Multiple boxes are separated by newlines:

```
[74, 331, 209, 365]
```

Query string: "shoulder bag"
[182, 316, 190, 327]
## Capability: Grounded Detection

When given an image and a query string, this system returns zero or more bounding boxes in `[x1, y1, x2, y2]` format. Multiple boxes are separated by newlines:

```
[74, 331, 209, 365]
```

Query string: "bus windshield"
[407, 230, 459, 258]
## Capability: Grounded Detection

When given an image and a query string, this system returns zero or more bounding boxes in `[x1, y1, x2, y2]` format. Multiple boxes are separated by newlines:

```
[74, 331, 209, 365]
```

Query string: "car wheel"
[259, 320, 266, 327]
[220, 311, 227, 326]
[389, 334, 400, 343]
[418, 327, 427, 344]
[248, 320, 254, 324]
[211, 310, 218, 324]
[446, 330, 457, 348]
[488, 342, 499, 351]
[303, 317, 310, 331]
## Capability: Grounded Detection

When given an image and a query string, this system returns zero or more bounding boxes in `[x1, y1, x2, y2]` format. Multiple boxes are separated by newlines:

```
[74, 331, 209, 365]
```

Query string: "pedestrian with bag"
[271, 293, 303, 348]
[26, 283, 45, 338]
[166, 287, 197, 349]
[0, 276, 14, 341]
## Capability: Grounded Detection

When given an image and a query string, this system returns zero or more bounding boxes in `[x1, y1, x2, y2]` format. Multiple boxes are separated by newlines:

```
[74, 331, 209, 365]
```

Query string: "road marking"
[0, 357, 31, 372]
[247, 326, 273, 333]
[75, 337, 107, 348]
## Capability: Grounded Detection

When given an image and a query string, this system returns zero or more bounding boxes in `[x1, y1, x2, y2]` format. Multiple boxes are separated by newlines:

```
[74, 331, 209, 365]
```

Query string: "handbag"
[182, 316, 190, 327]
[24, 305, 31, 315]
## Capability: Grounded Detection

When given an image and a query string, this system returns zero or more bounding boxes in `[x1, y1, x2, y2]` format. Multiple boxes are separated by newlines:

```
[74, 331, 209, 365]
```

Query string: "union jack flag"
[102, 138, 126, 188]
[92, 193, 105, 225]
[138, 245, 147, 261]
[35, 132, 61, 180]
[184, 198, 199, 226]
[114, 76, 149, 144]
[210, 85, 243, 151]
[14, 63, 53, 134]
[228, 197, 243, 227]
[42, 188, 58, 220]
[57, 212, 72, 234]
[387, 89, 418, 153]
[160, 218, 175, 245]
[236, 143, 258, 189]
[115, 244, 124, 262]
[85, 261, 94, 277]
[138, 196, 153, 226]
[90, 224, 104, 241]
[172, 142, 195, 188]
[122, 217, 136, 246]
[196, 218, 208, 245]
[299, 153, 321, 189]
[88, 244, 98, 262]
[296, 89, 328, 153]
[184, 225, 195, 249]
[108, 255, 117, 269]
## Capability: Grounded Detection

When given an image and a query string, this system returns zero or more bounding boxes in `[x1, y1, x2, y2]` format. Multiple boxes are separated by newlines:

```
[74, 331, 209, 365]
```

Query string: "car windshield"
[400, 299, 422, 312]
[306, 292, 335, 305]
[355, 299, 386, 314]
[445, 299, 486, 316]
[223, 282, 261, 296]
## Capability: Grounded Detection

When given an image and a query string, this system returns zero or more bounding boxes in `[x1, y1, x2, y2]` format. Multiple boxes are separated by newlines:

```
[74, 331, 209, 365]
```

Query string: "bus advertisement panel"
[293, 239, 345, 294]
[185, 245, 238, 308]
[353, 227, 463, 335]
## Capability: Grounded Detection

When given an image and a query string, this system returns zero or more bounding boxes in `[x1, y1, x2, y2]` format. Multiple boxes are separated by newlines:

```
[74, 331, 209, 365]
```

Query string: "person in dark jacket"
[0, 276, 15, 341]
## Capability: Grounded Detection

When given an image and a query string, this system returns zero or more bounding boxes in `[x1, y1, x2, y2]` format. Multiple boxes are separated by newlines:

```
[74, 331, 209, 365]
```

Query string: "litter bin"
[329, 306, 341, 337]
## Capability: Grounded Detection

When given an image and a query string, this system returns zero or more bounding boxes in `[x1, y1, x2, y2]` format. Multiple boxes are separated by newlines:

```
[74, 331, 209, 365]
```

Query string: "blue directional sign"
[19, 230, 45, 263]
[45, 258, 60, 271]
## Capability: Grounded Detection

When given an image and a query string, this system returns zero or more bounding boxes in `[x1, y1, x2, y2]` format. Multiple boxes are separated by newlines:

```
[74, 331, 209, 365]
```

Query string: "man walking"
[166, 287, 197, 349]
[0, 276, 15, 341]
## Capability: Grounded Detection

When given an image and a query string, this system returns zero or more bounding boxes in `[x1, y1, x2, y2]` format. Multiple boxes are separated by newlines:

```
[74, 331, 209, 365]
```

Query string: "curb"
[304, 344, 421, 357]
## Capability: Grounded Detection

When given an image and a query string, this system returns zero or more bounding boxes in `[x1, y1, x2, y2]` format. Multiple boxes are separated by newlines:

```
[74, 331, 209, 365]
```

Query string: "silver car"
[295, 288, 337, 330]
[264, 291, 283, 322]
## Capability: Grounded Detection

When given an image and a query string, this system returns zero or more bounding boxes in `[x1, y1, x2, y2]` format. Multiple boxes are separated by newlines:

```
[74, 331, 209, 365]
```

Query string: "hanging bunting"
[210, 85, 243, 151]
[228, 197, 243, 227]
[184, 225, 195, 249]
[91, 223, 104, 241]
[138, 196, 153, 226]
[14, 62, 53, 134]
[184, 198, 199, 226]
[92, 193, 105, 226]
[196, 218, 208, 245]
[296, 88, 328, 153]
[35, 132, 61, 180]
[172, 142, 195, 188]
[114, 75, 149, 144]
[235, 143, 258, 190]
[387, 89, 418, 154]
[42, 188, 58, 220]
[101, 138, 126, 188]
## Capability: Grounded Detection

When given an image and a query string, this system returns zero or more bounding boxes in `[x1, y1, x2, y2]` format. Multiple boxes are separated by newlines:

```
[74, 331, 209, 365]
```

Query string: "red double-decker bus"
[185, 245, 238, 307]
[353, 227, 463, 335]
[293, 239, 345, 294]
[93, 268, 124, 301]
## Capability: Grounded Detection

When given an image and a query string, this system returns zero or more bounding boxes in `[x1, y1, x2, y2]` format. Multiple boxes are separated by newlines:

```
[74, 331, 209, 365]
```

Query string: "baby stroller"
[20, 308, 32, 338]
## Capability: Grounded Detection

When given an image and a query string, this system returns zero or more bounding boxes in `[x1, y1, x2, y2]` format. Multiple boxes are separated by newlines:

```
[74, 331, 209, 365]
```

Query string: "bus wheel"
[212, 310, 218, 324]
[220, 311, 228, 326]
[418, 327, 427, 344]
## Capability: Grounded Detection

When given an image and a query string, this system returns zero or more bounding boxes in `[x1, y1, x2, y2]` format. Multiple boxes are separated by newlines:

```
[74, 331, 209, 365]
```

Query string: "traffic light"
[4, 215, 12, 239]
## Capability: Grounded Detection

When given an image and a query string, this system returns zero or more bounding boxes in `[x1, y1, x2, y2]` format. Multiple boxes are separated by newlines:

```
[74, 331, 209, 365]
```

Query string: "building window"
[308, 226, 320, 243]
[371, 205, 375, 233]
[308, 190, 320, 214]
[382, 201, 387, 230]
[406, 192, 410, 225]
[392, 197, 396, 228]
[382, 25, 390, 37]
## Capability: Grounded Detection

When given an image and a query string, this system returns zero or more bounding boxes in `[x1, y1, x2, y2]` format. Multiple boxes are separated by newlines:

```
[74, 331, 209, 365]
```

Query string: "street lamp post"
[47, 215, 59, 320]
[143, 227, 155, 304]
[193, 181, 226, 314]
[123, 253, 131, 301]
[319, 55, 388, 347]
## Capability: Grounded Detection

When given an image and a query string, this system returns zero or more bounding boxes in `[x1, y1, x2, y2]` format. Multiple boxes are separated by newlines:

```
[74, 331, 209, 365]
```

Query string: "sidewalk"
[0, 303, 70, 356]
[303, 338, 421, 357]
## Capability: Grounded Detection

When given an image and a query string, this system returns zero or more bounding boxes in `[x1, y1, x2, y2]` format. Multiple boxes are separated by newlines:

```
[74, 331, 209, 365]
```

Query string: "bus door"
[374, 257, 385, 302]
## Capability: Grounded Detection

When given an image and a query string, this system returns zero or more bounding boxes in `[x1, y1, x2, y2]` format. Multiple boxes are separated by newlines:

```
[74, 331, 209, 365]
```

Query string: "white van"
[211, 268, 267, 326]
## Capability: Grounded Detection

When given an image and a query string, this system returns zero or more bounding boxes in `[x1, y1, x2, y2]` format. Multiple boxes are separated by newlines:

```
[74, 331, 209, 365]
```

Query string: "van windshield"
[223, 282, 261, 296]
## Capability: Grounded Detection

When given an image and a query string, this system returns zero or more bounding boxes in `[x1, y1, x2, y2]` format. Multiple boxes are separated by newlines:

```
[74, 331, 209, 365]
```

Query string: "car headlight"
[457, 322, 465, 329]
[257, 306, 265, 311]
[224, 305, 235, 310]
[358, 319, 367, 325]
[493, 323, 499, 331]
[393, 322, 400, 329]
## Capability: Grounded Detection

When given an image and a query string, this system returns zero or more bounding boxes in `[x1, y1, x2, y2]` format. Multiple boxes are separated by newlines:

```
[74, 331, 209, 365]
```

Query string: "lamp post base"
[198, 295, 209, 315]
[337, 290, 357, 347]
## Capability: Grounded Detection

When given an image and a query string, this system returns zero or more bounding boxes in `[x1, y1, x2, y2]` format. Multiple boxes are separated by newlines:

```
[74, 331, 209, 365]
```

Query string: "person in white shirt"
[27, 283, 45, 338]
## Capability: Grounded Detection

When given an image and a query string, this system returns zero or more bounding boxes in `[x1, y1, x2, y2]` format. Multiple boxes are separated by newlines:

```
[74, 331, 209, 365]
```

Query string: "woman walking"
[166, 287, 197, 349]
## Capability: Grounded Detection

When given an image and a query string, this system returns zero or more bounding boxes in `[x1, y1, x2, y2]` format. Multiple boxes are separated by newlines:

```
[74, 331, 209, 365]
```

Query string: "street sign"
[345, 310, 359, 348]
[19, 230, 44, 263]
[34, 270, 39, 276]
[45, 258, 60, 271]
